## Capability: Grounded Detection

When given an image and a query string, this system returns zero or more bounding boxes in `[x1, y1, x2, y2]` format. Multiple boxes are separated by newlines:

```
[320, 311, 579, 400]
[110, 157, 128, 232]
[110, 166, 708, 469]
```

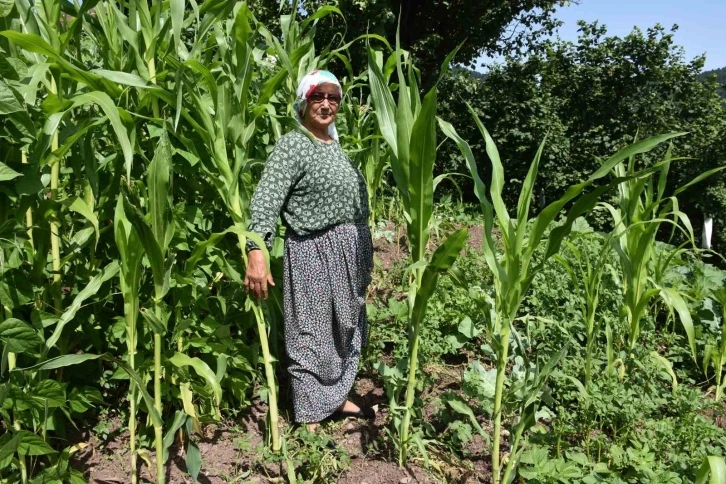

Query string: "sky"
[477, 0, 726, 72]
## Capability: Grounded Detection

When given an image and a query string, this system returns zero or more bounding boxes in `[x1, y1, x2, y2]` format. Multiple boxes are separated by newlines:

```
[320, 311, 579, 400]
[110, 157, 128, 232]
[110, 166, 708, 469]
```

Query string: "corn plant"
[1, 0, 326, 480]
[340, 89, 389, 231]
[602, 145, 725, 365]
[554, 232, 615, 387]
[697, 456, 726, 484]
[442, 105, 690, 482]
[367, 33, 467, 465]
[705, 288, 726, 400]
[121, 131, 175, 482]
[113, 198, 144, 481]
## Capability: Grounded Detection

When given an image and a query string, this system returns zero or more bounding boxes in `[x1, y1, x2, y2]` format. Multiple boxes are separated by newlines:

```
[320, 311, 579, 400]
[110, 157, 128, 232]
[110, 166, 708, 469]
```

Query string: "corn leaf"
[408, 85, 438, 262]
[696, 456, 726, 484]
[45, 261, 120, 349]
[169, 352, 223, 409]
[70, 91, 133, 180]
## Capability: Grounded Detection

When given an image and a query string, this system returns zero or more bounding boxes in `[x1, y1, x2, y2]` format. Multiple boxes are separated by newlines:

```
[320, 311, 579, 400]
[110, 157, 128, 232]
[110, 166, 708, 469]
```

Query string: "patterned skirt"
[283, 222, 373, 423]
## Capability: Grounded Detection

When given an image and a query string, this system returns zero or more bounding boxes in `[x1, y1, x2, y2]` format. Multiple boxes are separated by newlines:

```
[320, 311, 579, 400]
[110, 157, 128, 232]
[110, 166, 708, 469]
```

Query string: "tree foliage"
[251, 0, 568, 85]
[699, 66, 726, 99]
[439, 22, 726, 248]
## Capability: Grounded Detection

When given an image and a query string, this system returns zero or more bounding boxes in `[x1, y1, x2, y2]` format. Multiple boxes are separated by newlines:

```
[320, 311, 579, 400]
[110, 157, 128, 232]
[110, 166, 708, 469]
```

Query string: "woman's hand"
[244, 249, 275, 300]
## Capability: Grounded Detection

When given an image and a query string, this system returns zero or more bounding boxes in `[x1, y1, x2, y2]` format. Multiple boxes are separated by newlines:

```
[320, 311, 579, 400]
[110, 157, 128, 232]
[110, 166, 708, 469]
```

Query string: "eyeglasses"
[308, 92, 342, 105]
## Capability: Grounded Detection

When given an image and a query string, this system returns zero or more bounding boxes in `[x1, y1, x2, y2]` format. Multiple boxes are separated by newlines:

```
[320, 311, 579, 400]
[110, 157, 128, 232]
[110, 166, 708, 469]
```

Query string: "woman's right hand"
[244, 250, 275, 300]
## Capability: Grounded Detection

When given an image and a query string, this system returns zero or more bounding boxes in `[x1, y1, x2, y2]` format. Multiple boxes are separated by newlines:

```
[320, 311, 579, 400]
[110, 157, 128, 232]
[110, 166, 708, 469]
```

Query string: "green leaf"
[20, 353, 162, 428]
[0, 318, 40, 353]
[0, 0, 13, 17]
[0, 433, 20, 468]
[0, 78, 23, 114]
[46, 261, 120, 349]
[463, 360, 497, 401]
[0, 162, 21, 182]
[589, 132, 687, 181]
[650, 351, 678, 394]
[299, 5, 343, 29]
[408, 85, 438, 262]
[33, 379, 66, 408]
[466, 102, 511, 231]
[140, 307, 166, 334]
[17, 431, 56, 456]
[446, 399, 485, 437]
[168, 352, 223, 409]
[185, 226, 269, 275]
[458, 317, 477, 339]
[437, 117, 486, 206]
[122, 197, 165, 296]
[162, 411, 188, 463]
[516, 137, 546, 238]
[393, 29, 412, 206]
[0, 31, 108, 91]
[19, 353, 104, 371]
[148, 130, 173, 251]
[170, 0, 184, 51]
[70, 92, 133, 181]
[411, 229, 468, 330]
[673, 165, 726, 197]
[185, 419, 202, 483]
[696, 456, 726, 484]
[659, 286, 696, 361]
[367, 43, 398, 156]
[90, 69, 153, 88]
[68, 197, 99, 249]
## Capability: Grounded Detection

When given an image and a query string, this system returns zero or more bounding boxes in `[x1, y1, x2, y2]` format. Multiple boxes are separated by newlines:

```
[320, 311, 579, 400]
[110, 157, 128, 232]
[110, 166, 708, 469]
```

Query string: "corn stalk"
[113, 199, 144, 483]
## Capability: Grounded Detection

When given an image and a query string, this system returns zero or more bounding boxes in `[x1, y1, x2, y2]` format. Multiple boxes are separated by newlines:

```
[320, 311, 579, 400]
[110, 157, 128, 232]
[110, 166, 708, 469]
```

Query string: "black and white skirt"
[283, 222, 373, 423]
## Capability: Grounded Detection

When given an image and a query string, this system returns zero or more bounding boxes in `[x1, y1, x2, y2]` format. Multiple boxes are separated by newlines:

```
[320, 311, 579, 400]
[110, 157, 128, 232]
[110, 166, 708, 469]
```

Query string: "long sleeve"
[246, 135, 303, 251]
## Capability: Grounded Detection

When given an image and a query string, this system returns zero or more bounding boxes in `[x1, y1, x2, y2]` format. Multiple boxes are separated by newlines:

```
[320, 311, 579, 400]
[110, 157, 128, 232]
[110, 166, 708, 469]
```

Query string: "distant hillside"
[699, 66, 726, 98]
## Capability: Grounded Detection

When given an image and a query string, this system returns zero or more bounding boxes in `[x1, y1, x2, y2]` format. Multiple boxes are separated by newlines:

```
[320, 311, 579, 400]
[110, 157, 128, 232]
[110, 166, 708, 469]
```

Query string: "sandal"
[330, 405, 376, 421]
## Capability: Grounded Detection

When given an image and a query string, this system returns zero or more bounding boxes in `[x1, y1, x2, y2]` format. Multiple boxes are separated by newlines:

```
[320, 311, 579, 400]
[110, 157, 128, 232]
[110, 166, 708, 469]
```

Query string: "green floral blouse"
[247, 130, 369, 250]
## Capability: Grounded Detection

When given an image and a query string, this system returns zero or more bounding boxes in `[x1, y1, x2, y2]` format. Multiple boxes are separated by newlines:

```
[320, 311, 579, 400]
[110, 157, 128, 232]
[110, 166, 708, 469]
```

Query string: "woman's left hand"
[244, 249, 275, 300]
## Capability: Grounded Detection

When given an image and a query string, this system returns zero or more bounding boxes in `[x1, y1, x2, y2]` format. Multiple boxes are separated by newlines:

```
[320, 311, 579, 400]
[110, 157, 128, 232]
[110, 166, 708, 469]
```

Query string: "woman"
[244, 70, 375, 431]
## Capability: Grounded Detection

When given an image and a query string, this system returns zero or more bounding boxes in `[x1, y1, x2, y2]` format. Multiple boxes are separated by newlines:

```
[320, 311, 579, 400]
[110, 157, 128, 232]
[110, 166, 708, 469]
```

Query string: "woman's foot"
[337, 400, 361, 413]
[331, 400, 375, 421]
[307, 422, 319, 432]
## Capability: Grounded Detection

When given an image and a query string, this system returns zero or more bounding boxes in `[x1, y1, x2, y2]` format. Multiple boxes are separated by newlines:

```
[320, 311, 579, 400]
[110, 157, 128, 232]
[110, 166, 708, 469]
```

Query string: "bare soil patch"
[69, 372, 490, 483]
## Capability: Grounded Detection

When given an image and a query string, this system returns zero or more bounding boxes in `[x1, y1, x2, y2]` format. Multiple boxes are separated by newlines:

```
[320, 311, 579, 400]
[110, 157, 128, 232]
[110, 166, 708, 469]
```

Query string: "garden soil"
[69, 374, 489, 483]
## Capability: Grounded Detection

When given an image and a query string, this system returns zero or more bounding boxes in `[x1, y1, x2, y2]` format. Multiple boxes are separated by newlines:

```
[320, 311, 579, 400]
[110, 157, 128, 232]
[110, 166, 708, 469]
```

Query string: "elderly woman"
[244, 70, 375, 430]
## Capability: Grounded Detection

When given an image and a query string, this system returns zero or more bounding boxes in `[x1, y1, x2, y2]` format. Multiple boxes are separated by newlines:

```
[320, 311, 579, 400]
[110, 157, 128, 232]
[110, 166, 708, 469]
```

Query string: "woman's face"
[302, 83, 341, 133]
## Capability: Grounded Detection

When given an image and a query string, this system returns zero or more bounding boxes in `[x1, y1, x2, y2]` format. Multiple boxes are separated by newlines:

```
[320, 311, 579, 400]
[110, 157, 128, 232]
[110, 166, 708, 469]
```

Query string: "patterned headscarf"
[293, 70, 342, 141]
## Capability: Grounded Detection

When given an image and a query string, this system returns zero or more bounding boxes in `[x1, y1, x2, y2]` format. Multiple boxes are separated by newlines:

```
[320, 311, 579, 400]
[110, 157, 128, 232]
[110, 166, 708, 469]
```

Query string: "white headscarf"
[293, 69, 342, 141]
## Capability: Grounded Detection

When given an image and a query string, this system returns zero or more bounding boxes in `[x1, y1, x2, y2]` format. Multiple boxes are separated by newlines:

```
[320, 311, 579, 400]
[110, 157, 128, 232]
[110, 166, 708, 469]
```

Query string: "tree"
[438, 22, 726, 249]
[251, 0, 568, 85]
[699, 66, 726, 99]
